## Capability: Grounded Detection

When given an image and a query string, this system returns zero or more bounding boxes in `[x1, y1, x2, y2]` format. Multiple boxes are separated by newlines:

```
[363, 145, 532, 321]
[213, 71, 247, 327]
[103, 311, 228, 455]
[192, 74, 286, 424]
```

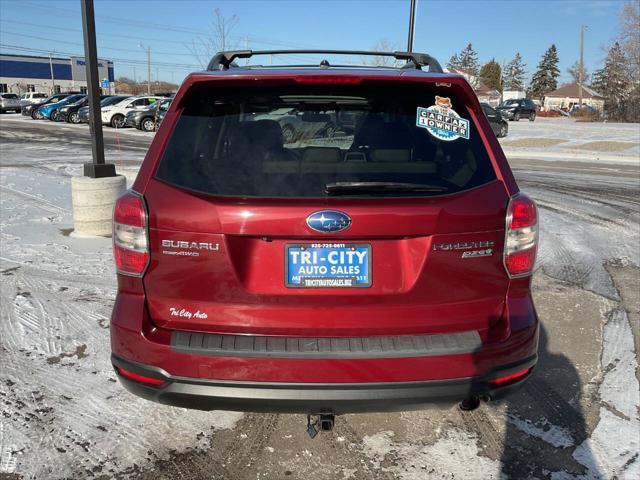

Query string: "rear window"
[156, 84, 496, 198]
[64, 95, 84, 103]
[102, 96, 127, 106]
[1, 94, 18, 99]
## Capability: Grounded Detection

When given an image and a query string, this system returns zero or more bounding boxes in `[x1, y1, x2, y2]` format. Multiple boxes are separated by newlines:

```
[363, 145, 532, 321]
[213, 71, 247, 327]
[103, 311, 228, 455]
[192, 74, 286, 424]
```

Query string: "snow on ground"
[523, 169, 640, 299]
[574, 308, 639, 480]
[0, 137, 242, 479]
[500, 117, 640, 162]
[362, 429, 503, 479]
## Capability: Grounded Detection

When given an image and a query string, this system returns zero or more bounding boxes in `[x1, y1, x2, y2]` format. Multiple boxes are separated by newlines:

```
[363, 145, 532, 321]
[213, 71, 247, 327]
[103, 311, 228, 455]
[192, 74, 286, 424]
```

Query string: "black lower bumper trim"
[171, 330, 482, 359]
[112, 354, 537, 414]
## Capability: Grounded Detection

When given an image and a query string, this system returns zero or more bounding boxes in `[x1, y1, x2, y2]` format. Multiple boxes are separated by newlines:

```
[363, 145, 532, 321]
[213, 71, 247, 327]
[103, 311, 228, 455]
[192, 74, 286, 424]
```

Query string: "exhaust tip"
[458, 396, 481, 411]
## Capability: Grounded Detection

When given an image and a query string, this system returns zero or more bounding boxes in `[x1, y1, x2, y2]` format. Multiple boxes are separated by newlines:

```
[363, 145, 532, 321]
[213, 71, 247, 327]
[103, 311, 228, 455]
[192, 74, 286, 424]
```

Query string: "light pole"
[138, 44, 151, 94]
[49, 52, 55, 94]
[407, 0, 417, 52]
[80, 0, 112, 177]
[578, 25, 587, 108]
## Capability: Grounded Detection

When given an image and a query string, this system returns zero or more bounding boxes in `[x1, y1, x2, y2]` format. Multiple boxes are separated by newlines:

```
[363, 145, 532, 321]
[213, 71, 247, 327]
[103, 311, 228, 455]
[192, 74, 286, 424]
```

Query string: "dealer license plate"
[285, 243, 371, 288]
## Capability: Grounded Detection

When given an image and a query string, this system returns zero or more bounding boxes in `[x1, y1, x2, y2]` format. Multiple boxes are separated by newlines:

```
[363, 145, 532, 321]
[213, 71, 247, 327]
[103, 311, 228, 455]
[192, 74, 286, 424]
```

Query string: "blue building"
[0, 53, 115, 94]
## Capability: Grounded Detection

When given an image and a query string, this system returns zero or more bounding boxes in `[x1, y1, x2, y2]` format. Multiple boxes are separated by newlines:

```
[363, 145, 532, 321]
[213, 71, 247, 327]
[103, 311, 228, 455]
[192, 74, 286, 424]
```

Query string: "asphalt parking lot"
[0, 114, 638, 479]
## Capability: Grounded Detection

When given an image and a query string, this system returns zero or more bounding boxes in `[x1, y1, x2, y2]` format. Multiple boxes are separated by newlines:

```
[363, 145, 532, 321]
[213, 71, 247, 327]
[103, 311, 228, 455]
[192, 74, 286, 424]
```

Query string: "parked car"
[124, 97, 172, 131]
[0, 93, 21, 113]
[496, 98, 537, 121]
[22, 94, 71, 118]
[253, 107, 338, 143]
[57, 95, 111, 123]
[37, 94, 85, 120]
[101, 95, 166, 128]
[569, 104, 598, 117]
[77, 95, 130, 124]
[481, 102, 509, 137]
[19, 92, 48, 108]
[111, 50, 539, 422]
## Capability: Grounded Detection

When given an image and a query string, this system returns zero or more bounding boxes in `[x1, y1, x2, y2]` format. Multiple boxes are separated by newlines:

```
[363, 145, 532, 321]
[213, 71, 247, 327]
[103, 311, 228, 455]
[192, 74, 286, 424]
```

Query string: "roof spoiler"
[206, 50, 443, 73]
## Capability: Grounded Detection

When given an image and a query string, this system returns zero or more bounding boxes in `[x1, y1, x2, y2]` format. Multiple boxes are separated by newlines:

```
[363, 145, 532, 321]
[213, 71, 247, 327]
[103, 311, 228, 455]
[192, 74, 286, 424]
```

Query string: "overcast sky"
[0, 0, 627, 84]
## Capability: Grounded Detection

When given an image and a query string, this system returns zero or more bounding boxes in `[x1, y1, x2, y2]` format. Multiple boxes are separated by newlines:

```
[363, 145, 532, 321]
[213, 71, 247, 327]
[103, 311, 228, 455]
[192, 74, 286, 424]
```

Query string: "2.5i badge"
[417, 96, 470, 141]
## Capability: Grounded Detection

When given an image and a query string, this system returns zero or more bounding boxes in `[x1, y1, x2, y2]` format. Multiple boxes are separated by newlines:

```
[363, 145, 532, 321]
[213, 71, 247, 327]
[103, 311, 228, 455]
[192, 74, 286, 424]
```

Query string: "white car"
[101, 95, 165, 128]
[0, 93, 22, 113]
[19, 92, 48, 107]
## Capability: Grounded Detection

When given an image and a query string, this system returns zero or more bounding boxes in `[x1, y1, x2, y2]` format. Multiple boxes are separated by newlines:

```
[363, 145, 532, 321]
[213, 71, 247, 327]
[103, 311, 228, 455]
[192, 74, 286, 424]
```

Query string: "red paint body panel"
[111, 291, 537, 383]
[113, 66, 538, 408]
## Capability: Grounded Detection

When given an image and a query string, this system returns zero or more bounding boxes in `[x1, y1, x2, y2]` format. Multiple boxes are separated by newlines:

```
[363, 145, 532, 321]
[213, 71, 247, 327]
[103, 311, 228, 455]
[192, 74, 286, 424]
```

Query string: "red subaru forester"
[110, 50, 538, 422]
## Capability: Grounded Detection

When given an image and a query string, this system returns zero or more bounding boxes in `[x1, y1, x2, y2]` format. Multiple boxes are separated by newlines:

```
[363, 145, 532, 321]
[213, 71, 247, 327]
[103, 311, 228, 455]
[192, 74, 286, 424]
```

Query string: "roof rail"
[206, 50, 443, 73]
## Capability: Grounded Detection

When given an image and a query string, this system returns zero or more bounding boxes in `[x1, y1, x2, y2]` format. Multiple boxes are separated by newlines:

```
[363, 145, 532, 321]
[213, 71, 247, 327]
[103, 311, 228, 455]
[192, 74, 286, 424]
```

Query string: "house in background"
[475, 82, 501, 106]
[543, 83, 604, 112]
[502, 90, 526, 101]
[447, 67, 502, 106]
[446, 67, 479, 88]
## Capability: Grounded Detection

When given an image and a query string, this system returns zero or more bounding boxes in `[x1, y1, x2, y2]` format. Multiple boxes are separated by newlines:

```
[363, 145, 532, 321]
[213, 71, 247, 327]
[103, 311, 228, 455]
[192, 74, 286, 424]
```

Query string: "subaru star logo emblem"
[306, 210, 352, 233]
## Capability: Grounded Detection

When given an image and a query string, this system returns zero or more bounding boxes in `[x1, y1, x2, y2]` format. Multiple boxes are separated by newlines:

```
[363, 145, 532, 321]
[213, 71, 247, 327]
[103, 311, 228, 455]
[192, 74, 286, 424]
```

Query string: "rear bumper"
[111, 285, 539, 413]
[112, 353, 536, 414]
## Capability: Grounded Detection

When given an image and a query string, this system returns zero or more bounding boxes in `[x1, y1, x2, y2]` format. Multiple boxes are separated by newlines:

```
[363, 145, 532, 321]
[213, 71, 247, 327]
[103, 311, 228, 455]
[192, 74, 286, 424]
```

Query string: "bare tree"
[188, 9, 240, 68]
[367, 39, 401, 67]
[567, 61, 589, 84]
[619, 1, 639, 79]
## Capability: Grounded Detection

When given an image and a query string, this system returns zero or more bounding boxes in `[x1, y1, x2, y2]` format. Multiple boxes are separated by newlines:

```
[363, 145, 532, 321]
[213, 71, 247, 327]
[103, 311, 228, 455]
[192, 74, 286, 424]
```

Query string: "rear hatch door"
[142, 77, 510, 337]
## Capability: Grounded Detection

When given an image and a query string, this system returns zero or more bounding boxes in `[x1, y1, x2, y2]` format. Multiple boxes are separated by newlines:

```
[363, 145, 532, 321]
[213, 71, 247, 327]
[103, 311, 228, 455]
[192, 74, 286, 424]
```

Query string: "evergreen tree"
[504, 53, 526, 91]
[447, 53, 461, 71]
[591, 42, 630, 120]
[458, 43, 480, 76]
[447, 43, 480, 86]
[529, 44, 560, 101]
[479, 59, 503, 92]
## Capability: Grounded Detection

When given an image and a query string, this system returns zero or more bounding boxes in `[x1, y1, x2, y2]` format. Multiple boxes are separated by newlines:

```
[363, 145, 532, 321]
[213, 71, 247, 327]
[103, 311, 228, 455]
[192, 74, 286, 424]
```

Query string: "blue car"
[37, 94, 86, 120]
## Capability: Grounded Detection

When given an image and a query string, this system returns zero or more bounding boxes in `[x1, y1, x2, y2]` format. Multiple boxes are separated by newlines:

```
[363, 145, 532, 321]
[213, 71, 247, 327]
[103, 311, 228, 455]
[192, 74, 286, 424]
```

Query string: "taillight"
[504, 193, 538, 278]
[115, 366, 165, 386]
[488, 367, 532, 387]
[113, 190, 149, 276]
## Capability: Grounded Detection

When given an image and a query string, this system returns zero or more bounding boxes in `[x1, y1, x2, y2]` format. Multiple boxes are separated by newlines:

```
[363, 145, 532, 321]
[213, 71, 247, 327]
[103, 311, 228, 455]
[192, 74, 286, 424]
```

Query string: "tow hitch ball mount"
[306, 414, 335, 438]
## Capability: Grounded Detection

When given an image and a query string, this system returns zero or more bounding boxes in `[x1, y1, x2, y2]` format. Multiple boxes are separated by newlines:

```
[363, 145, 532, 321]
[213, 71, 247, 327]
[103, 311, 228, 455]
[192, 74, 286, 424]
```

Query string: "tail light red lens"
[115, 366, 165, 386]
[504, 194, 538, 278]
[113, 190, 149, 277]
[488, 367, 532, 387]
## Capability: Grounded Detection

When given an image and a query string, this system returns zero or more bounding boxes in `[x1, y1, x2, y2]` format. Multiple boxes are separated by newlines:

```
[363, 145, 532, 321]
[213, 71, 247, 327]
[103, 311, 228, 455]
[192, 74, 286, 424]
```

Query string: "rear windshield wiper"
[325, 182, 448, 195]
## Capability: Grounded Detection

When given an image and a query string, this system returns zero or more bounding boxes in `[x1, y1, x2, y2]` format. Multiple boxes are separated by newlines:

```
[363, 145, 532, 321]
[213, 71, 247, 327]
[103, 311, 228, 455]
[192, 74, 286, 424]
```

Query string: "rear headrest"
[248, 120, 283, 149]
[352, 115, 386, 148]
[352, 118, 412, 149]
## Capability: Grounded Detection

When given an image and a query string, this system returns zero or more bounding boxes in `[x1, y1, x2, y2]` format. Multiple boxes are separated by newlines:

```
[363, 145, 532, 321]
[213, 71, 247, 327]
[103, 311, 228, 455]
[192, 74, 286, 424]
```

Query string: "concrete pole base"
[71, 174, 127, 237]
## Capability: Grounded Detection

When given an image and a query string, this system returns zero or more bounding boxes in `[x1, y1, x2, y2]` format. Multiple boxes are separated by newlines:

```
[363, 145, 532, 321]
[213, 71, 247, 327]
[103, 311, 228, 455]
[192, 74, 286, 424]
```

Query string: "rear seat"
[260, 139, 437, 175]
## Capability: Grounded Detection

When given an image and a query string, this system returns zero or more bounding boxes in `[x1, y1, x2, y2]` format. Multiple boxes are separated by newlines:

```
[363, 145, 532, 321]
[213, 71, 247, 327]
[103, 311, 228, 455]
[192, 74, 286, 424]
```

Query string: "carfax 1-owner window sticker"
[416, 96, 470, 141]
